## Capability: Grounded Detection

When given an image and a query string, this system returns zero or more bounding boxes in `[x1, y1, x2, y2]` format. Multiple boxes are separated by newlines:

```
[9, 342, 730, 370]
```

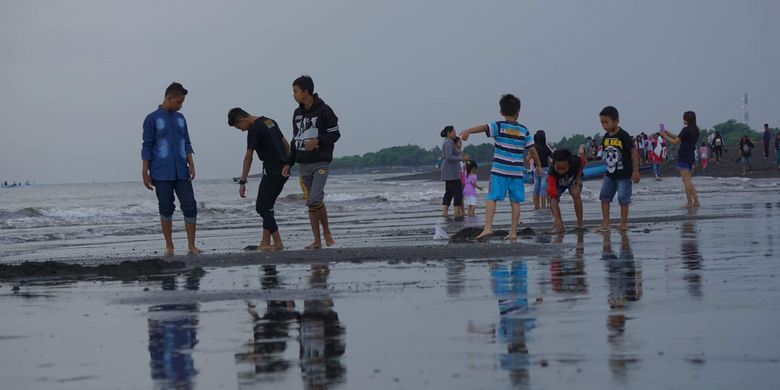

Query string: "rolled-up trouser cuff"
[184, 217, 197, 224]
[159, 214, 174, 221]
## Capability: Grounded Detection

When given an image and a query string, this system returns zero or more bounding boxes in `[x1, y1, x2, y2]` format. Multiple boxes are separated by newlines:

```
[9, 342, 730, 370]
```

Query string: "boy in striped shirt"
[460, 94, 543, 240]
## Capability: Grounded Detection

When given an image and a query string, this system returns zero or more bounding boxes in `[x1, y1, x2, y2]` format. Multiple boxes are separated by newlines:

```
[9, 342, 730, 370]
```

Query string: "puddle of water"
[2, 212, 780, 389]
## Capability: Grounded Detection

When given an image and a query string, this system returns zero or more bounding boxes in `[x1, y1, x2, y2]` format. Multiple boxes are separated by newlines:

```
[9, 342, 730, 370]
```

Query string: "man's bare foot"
[593, 224, 610, 233]
[475, 230, 494, 241]
[618, 224, 628, 232]
[188, 246, 203, 254]
[164, 246, 174, 256]
[305, 242, 322, 250]
[693, 202, 701, 207]
[324, 234, 335, 247]
[551, 226, 565, 234]
[273, 243, 284, 251]
[683, 203, 694, 209]
[504, 233, 518, 241]
[259, 244, 275, 251]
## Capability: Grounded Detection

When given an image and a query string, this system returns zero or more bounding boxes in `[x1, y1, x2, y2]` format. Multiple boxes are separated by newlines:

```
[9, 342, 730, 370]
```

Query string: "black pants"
[256, 172, 288, 234]
[442, 180, 464, 207]
[713, 145, 723, 161]
[764, 142, 770, 158]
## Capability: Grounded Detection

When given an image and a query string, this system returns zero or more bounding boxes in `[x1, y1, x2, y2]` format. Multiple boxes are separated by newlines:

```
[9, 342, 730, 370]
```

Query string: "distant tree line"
[330, 120, 775, 169]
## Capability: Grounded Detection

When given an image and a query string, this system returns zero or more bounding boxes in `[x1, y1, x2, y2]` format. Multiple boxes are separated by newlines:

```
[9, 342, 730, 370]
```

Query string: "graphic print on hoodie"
[288, 94, 341, 166]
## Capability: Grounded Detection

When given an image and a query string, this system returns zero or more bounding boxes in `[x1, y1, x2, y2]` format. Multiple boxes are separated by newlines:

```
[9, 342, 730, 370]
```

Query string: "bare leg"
[681, 170, 701, 207]
[540, 195, 548, 209]
[594, 202, 611, 231]
[618, 204, 629, 231]
[468, 205, 476, 216]
[506, 201, 520, 240]
[271, 231, 284, 251]
[572, 191, 584, 229]
[306, 210, 322, 250]
[185, 222, 203, 254]
[442, 205, 449, 217]
[319, 206, 335, 246]
[533, 195, 540, 210]
[476, 200, 497, 240]
[259, 229, 274, 251]
[161, 220, 174, 255]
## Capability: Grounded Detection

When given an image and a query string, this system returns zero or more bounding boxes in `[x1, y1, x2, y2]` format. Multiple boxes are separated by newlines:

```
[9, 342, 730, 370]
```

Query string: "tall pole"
[743, 93, 749, 129]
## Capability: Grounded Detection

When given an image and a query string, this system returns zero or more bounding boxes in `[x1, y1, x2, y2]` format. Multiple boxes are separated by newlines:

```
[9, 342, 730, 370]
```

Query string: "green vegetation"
[330, 120, 773, 169]
[330, 143, 495, 169]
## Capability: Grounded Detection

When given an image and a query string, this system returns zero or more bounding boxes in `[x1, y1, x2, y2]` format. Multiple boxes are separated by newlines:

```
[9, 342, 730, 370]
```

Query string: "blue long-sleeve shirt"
[142, 106, 194, 181]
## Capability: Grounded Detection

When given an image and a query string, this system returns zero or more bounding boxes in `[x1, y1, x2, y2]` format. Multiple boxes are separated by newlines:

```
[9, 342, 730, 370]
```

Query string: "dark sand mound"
[0, 258, 192, 280]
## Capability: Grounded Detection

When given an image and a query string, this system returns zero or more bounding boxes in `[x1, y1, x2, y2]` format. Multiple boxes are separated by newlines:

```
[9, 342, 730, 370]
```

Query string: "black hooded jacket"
[287, 94, 340, 166]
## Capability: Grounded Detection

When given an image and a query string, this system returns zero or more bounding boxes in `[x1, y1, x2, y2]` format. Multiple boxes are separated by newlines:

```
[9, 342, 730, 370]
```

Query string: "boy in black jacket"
[282, 75, 341, 249]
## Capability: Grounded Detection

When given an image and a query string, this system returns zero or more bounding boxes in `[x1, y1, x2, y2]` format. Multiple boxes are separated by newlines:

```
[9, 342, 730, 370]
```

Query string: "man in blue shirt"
[141, 82, 202, 255]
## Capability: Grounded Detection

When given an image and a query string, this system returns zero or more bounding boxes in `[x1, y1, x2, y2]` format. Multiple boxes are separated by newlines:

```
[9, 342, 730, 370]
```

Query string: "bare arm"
[527, 146, 543, 176]
[238, 149, 253, 198]
[187, 153, 196, 180]
[459, 124, 489, 141]
[661, 131, 681, 145]
[631, 147, 641, 183]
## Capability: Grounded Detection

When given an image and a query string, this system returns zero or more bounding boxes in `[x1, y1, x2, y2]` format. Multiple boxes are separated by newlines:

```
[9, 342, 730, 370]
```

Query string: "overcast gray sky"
[1, 0, 778, 183]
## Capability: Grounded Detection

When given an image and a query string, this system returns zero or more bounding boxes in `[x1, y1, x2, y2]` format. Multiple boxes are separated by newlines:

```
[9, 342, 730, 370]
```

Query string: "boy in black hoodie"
[282, 75, 341, 249]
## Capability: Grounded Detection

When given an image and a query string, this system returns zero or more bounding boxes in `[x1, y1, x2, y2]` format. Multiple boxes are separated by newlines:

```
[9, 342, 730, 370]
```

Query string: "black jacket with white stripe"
[287, 94, 340, 166]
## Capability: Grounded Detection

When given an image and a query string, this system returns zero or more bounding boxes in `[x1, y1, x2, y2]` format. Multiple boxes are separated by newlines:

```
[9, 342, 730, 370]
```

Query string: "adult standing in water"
[282, 75, 340, 250]
[440, 125, 464, 218]
[661, 111, 701, 208]
[141, 82, 202, 255]
[228, 108, 290, 251]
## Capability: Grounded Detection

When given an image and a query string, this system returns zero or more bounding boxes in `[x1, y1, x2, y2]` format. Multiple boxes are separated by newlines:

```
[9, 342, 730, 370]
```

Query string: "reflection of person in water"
[236, 265, 299, 382]
[681, 219, 703, 298]
[148, 274, 202, 390]
[446, 259, 466, 297]
[299, 264, 346, 389]
[601, 232, 642, 380]
[550, 232, 588, 295]
[490, 260, 535, 386]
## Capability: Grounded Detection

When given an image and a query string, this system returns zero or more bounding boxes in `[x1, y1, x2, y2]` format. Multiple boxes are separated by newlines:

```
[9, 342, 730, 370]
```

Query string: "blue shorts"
[532, 167, 549, 197]
[487, 174, 525, 203]
[599, 176, 632, 206]
[676, 161, 693, 171]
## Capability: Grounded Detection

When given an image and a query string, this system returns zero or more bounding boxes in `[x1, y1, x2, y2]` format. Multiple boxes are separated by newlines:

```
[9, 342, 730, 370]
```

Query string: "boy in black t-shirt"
[594, 106, 640, 232]
[228, 107, 290, 251]
[546, 149, 585, 233]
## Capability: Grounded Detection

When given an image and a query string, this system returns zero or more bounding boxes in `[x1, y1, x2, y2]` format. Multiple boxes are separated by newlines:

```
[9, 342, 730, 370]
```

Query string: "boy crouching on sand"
[460, 94, 542, 240]
[547, 149, 585, 233]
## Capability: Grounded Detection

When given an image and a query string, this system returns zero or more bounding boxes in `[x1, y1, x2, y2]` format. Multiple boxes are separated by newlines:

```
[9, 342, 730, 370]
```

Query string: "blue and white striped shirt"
[486, 121, 534, 178]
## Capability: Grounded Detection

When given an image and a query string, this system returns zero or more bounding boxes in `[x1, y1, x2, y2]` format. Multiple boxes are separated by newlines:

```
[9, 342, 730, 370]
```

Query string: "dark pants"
[443, 180, 464, 207]
[153, 180, 197, 223]
[764, 142, 770, 158]
[713, 146, 723, 161]
[256, 172, 288, 234]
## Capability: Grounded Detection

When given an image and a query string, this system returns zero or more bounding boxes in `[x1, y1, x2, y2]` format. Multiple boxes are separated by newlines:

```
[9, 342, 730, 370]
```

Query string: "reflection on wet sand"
[490, 260, 535, 387]
[236, 264, 346, 389]
[147, 274, 202, 390]
[550, 233, 588, 295]
[681, 212, 704, 298]
[446, 259, 466, 297]
[236, 265, 298, 383]
[300, 264, 347, 389]
[601, 232, 642, 381]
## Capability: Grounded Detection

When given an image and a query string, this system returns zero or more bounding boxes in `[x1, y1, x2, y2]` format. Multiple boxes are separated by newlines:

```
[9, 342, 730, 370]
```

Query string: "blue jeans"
[153, 179, 197, 223]
[652, 163, 661, 177]
[532, 167, 549, 197]
[599, 176, 632, 205]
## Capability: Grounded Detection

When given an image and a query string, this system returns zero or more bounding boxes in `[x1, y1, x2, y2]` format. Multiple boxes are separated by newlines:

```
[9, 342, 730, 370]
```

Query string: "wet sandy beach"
[2, 201, 779, 389]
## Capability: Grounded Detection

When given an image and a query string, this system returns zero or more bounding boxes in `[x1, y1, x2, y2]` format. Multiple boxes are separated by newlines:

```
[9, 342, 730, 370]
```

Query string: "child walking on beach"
[463, 161, 483, 217]
[594, 106, 640, 232]
[738, 135, 754, 176]
[459, 94, 543, 240]
[698, 142, 710, 172]
[649, 135, 665, 180]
